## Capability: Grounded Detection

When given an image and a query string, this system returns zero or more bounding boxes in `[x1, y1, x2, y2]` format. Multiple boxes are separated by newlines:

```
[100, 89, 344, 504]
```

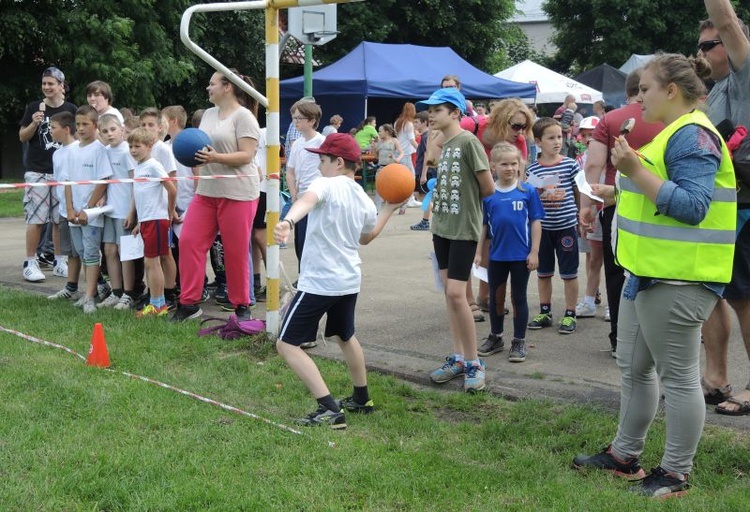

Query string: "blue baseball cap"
[416, 87, 467, 114]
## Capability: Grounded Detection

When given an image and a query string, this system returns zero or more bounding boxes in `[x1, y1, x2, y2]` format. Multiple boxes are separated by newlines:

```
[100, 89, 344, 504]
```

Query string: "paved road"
[1, 211, 747, 431]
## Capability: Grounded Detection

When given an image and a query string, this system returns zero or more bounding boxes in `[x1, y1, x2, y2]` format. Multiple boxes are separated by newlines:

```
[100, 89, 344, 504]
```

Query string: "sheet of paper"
[82, 205, 114, 223]
[525, 173, 560, 189]
[472, 264, 488, 283]
[429, 251, 444, 292]
[574, 170, 604, 203]
[120, 234, 144, 261]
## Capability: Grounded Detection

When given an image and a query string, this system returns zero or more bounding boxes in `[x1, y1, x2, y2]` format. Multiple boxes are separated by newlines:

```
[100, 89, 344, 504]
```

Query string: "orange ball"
[375, 163, 414, 204]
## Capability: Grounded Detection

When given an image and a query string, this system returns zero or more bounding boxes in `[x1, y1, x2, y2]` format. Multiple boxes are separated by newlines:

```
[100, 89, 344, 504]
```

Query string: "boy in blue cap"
[417, 88, 495, 392]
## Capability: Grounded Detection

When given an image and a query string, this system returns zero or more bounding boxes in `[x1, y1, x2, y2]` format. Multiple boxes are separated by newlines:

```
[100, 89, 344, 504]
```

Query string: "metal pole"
[304, 44, 313, 97]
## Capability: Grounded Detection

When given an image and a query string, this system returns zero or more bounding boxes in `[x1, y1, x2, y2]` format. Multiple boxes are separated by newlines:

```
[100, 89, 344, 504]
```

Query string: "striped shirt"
[527, 156, 579, 230]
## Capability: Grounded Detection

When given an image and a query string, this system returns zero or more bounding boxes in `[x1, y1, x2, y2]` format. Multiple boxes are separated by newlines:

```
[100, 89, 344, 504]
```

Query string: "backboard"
[287, 4, 338, 46]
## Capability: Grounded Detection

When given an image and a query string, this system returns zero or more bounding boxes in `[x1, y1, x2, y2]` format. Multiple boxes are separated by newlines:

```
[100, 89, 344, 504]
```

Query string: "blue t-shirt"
[527, 156, 579, 230]
[483, 181, 545, 262]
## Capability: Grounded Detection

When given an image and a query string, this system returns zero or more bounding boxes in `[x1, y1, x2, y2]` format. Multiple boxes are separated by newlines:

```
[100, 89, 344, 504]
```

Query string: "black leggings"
[488, 260, 530, 340]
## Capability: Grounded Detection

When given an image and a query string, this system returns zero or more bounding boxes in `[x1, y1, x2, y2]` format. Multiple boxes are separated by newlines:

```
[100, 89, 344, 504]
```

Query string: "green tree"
[543, 0, 750, 73]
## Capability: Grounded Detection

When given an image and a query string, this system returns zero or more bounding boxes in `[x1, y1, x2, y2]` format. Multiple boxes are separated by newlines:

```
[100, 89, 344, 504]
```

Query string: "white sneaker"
[97, 282, 112, 302]
[23, 260, 45, 282]
[73, 295, 88, 308]
[97, 293, 121, 308]
[575, 300, 596, 318]
[82, 297, 97, 314]
[53, 259, 68, 278]
[113, 294, 135, 310]
[604, 307, 611, 322]
[406, 197, 422, 208]
[48, 287, 82, 301]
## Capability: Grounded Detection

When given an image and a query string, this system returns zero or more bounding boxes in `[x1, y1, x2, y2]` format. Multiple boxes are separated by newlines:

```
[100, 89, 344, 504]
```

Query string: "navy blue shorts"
[279, 291, 357, 346]
[725, 218, 750, 300]
[432, 234, 477, 281]
[538, 226, 579, 280]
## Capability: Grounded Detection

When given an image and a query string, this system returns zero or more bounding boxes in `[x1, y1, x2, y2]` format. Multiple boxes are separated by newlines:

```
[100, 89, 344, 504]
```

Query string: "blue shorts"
[538, 226, 578, 280]
[279, 291, 357, 346]
[69, 225, 102, 266]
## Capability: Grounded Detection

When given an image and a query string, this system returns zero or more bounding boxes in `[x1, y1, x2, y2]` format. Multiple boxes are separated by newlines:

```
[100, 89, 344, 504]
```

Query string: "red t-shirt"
[460, 115, 492, 158]
[592, 103, 664, 185]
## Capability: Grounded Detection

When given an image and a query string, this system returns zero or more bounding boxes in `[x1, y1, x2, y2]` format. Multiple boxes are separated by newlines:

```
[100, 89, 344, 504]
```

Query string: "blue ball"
[172, 128, 212, 168]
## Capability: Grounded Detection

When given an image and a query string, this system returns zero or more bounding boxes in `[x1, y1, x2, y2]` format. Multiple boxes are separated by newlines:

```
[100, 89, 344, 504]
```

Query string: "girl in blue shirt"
[475, 142, 545, 362]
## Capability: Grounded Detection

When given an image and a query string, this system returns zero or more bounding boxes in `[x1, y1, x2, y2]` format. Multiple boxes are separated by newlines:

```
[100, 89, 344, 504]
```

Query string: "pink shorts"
[140, 219, 170, 258]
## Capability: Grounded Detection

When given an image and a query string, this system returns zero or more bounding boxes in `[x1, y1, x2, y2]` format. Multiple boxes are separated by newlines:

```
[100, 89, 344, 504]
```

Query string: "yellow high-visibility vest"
[616, 110, 736, 283]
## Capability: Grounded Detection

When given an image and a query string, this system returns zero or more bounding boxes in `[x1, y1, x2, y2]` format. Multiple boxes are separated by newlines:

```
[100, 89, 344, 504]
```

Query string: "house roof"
[512, 0, 548, 23]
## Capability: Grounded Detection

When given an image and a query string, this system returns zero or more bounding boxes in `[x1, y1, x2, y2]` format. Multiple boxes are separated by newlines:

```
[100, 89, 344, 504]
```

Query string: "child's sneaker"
[528, 312, 552, 329]
[73, 295, 88, 308]
[629, 466, 690, 499]
[22, 259, 45, 282]
[169, 303, 203, 322]
[477, 333, 504, 356]
[97, 293, 121, 308]
[508, 339, 527, 362]
[338, 396, 375, 414]
[97, 282, 111, 303]
[604, 307, 611, 322]
[53, 259, 68, 278]
[464, 361, 486, 393]
[572, 445, 647, 480]
[575, 300, 596, 318]
[410, 219, 430, 231]
[296, 405, 347, 429]
[48, 287, 81, 301]
[559, 316, 577, 334]
[430, 356, 465, 383]
[113, 294, 134, 310]
[137, 304, 169, 317]
[82, 297, 97, 314]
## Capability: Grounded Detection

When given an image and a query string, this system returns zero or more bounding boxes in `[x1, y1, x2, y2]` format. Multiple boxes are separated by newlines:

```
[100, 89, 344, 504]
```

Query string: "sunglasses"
[509, 122, 527, 131]
[697, 39, 722, 53]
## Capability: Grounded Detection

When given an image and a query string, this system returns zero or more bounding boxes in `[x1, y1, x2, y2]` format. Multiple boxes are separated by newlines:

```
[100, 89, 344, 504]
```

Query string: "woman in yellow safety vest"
[572, 53, 736, 498]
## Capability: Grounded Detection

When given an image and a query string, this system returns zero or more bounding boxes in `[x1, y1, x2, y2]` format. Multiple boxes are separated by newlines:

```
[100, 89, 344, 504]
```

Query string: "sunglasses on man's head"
[697, 39, 723, 53]
[509, 122, 527, 131]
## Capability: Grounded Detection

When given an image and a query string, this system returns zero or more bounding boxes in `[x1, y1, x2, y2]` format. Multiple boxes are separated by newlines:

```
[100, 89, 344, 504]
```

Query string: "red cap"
[306, 133, 361, 164]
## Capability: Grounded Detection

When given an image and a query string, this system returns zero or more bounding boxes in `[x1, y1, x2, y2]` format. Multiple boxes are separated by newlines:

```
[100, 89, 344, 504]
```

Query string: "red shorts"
[140, 219, 170, 258]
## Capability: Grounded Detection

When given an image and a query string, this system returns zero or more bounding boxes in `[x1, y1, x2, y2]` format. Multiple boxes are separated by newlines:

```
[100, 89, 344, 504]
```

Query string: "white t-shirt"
[297, 176, 377, 296]
[255, 128, 268, 193]
[133, 158, 169, 222]
[166, 137, 195, 213]
[397, 121, 416, 156]
[152, 139, 177, 175]
[53, 140, 79, 215]
[106, 141, 135, 219]
[197, 106, 261, 201]
[287, 132, 325, 195]
[67, 140, 113, 228]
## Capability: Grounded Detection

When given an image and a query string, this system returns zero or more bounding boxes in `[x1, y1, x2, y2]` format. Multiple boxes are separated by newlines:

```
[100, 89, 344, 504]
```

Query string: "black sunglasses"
[509, 122, 527, 131]
[697, 39, 722, 53]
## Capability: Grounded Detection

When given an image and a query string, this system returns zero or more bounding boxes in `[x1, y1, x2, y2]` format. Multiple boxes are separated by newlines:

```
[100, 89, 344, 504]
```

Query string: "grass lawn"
[0, 286, 748, 510]
[0, 189, 24, 218]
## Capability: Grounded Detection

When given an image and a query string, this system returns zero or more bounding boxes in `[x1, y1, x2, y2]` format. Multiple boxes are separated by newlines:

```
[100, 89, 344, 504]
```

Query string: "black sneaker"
[296, 405, 346, 429]
[216, 294, 233, 310]
[477, 333, 504, 356]
[559, 315, 577, 334]
[235, 305, 252, 321]
[37, 252, 55, 268]
[198, 288, 210, 303]
[254, 286, 266, 303]
[528, 312, 553, 330]
[338, 396, 375, 414]
[214, 283, 228, 302]
[629, 466, 689, 499]
[169, 303, 203, 322]
[572, 445, 646, 480]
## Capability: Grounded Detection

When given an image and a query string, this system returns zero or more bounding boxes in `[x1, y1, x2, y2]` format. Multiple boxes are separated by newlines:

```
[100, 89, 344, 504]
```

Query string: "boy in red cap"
[274, 133, 403, 428]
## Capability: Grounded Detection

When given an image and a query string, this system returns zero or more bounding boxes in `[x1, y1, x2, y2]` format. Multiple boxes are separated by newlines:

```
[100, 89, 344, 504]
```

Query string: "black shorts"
[279, 291, 357, 346]
[724, 219, 750, 300]
[538, 226, 579, 279]
[253, 191, 267, 230]
[432, 234, 477, 281]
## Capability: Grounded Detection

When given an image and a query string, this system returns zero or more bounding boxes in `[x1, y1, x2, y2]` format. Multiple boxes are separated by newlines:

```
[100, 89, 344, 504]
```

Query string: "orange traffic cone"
[86, 323, 111, 368]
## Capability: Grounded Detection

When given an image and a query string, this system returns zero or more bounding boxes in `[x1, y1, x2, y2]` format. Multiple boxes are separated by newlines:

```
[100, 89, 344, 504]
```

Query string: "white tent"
[494, 59, 603, 104]
[619, 54, 656, 75]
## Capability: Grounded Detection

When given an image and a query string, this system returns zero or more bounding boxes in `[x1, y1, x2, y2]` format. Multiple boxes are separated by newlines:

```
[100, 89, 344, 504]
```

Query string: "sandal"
[715, 396, 750, 416]
[701, 377, 732, 405]
[469, 301, 485, 322]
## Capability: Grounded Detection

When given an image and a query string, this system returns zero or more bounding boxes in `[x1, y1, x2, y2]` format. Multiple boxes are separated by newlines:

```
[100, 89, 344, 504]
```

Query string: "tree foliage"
[0, 0, 521, 131]
[543, 0, 750, 74]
